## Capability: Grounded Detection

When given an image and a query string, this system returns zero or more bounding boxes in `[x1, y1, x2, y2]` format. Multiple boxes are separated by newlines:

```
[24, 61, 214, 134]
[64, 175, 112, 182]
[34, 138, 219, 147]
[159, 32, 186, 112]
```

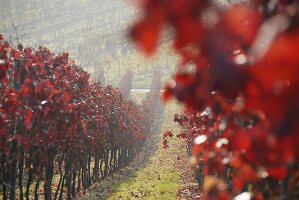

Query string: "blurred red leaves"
[132, 0, 299, 198]
[131, 21, 159, 54]
[223, 5, 260, 45]
[267, 166, 287, 180]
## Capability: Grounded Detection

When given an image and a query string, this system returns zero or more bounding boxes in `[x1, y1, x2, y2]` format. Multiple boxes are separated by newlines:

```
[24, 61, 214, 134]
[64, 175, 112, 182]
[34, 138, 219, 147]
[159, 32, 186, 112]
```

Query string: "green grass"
[108, 101, 183, 200]
[130, 92, 147, 104]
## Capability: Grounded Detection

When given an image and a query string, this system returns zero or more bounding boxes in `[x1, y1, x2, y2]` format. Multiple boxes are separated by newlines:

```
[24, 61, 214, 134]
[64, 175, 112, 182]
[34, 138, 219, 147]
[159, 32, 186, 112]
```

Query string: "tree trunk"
[58, 176, 65, 200]
[44, 150, 55, 200]
[71, 170, 77, 198]
[9, 140, 18, 200]
[18, 150, 24, 200]
[117, 149, 121, 170]
[25, 158, 36, 200]
[1, 153, 8, 200]
[34, 179, 40, 200]
[65, 151, 73, 200]
[87, 152, 91, 187]
[92, 154, 100, 182]
[77, 168, 81, 193]
[100, 153, 104, 178]
[54, 154, 64, 200]
[103, 150, 109, 177]
[109, 150, 113, 173]
[81, 149, 88, 191]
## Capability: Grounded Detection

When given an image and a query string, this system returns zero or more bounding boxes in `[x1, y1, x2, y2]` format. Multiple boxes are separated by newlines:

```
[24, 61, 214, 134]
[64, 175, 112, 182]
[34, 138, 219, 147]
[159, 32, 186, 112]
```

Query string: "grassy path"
[107, 101, 185, 200]
[77, 101, 193, 200]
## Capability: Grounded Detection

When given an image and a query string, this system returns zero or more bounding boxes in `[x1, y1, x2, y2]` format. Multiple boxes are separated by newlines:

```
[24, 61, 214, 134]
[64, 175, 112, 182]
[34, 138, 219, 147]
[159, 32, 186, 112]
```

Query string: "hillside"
[0, 0, 178, 88]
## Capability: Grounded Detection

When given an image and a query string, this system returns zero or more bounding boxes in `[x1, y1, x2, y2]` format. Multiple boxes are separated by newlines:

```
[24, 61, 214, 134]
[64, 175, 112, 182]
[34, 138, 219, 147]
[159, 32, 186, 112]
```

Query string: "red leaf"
[22, 86, 30, 96]
[223, 5, 260, 45]
[231, 157, 243, 168]
[163, 131, 173, 139]
[131, 21, 159, 55]
[192, 144, 204, 156]
[239, 164, 257, 182]
[175, 73, 195, 85]
[15, 134, 30, 148]
[24, 109, 33, 129]
[51, 88, 60, 96]
[231, 130, 251, 151]
[175, 17, 203, 48]
[163, 139, 169, 148]
[62, 92, 71, 102]
[267, 166, 287, 180]
[233, 177, 245, 190]
[162, 88, 172, 102]
[24, 78, 31, 84]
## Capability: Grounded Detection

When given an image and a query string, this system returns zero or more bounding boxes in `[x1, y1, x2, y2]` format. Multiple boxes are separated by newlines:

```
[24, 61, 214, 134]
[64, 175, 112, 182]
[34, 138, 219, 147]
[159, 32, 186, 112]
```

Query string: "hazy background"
[0, 0, 178, 88]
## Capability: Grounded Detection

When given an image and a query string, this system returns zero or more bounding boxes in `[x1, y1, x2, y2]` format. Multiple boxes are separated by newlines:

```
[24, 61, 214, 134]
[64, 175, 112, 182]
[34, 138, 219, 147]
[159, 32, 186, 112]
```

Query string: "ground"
[77, 100, 199, 200]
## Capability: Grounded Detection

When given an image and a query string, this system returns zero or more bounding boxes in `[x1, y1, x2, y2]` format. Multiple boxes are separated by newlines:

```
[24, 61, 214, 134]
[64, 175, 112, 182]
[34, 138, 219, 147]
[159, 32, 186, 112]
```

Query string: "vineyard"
[0, 36, 163, 199]
[2, 0, 299, 200]
[0, 0, 178, 88]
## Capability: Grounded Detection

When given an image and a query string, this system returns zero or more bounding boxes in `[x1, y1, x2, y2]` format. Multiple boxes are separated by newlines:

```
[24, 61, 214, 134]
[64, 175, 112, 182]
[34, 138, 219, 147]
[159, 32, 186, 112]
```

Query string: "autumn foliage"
[0, 35, 157, 200]
[132, 0, 299, 199]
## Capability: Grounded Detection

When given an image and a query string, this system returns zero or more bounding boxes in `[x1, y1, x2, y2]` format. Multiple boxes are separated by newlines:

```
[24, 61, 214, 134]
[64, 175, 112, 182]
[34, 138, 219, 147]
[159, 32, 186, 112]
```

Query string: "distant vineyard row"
[0, 0, 177, 89]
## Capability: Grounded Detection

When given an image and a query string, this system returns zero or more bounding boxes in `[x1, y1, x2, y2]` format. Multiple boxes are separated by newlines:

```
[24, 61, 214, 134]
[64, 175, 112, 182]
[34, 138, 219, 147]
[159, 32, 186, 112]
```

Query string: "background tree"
[119, 68, 133, 99]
